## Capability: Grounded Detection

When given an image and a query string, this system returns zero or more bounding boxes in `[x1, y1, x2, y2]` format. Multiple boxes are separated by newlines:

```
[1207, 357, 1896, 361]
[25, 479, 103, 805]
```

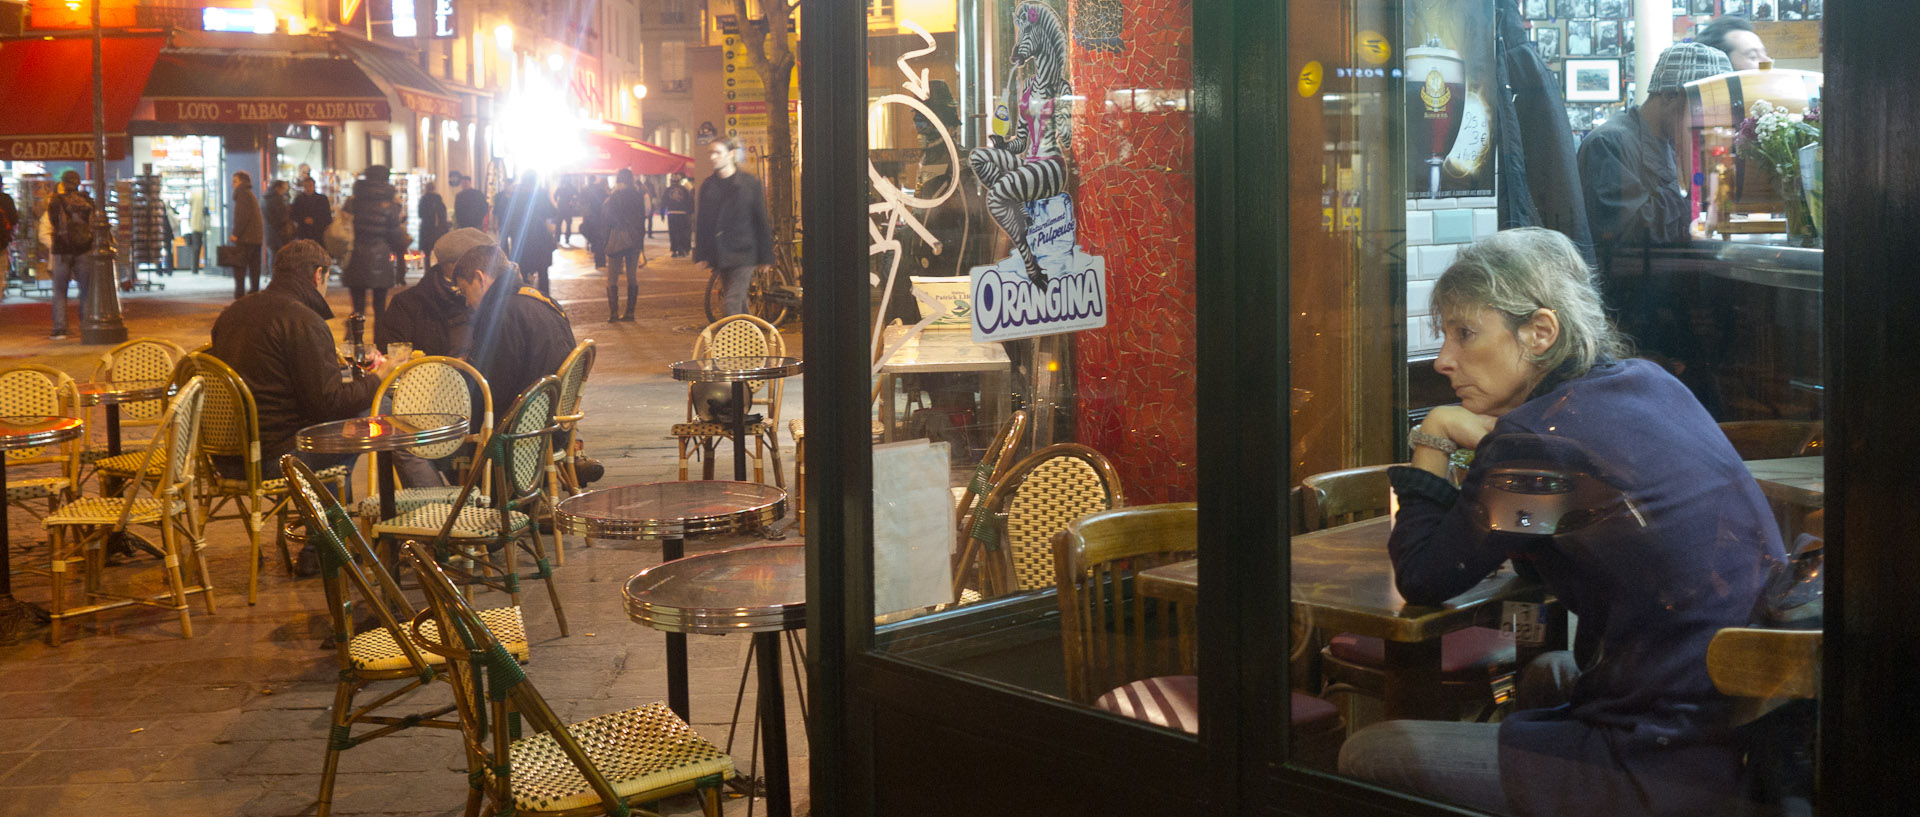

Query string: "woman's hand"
[1423, 405, 1499, 451]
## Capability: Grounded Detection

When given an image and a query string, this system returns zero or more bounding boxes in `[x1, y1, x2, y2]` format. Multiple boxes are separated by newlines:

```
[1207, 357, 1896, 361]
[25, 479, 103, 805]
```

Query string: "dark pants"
[667, 213, 692, 256]
[185, 232, 203, 273]
[350, 287, 389, 325]
[233, 242, 262, 298]
[608, 251, 642, 318]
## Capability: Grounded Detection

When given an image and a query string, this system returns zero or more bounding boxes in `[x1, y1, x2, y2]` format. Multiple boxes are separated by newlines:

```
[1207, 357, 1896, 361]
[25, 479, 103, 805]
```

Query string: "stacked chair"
[281, 455, 530, 817]
[41, 378, 212, 645]
[1, 364, 82, 519]
[955, 443, 1124, 599]
[403, 541, 731, 817]
[947, 409, 1030, 602]
[369, 375, 571, 636]
[671, 315, 786, 486]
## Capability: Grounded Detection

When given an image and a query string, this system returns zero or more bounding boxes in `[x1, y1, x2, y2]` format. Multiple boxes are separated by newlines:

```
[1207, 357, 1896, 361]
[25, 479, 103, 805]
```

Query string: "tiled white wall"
[1405, 203, 1497, 355]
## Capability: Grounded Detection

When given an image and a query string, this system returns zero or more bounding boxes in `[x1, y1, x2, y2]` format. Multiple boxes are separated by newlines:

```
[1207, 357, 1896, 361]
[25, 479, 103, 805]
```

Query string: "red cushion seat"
[1094, 675, 1340, 734]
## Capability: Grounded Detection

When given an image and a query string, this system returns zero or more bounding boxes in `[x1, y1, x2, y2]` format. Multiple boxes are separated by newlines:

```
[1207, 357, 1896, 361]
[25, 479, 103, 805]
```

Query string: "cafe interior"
[806, 0, 1915, 815]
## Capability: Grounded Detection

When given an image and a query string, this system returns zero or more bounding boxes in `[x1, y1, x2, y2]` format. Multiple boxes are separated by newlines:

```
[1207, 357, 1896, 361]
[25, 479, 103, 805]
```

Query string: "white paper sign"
[872, 439, 956, 617]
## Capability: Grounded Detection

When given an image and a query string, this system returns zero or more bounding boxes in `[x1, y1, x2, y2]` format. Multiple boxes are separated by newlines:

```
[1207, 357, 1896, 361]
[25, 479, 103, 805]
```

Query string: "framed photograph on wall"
[1597, 0, 1625, 18]
[1624, 20, 1635, 55]
[1534, 25, 1562, 61]
[1567, 20, 1594, 56]
[1595, 20, 1620, 55]
[1568, 0, 1596, 16]
[1673, 0, 1690, 16]
[1724, 0, 1748, 15]
[1753, 1, 1775, 20]
[1565, 58, 1622, 103]
[1807, 0, 1822, 19]
[1525, 0, 1551, 19]
[1779, 0, 1805, 20]
[1690, 0, 1715, 15]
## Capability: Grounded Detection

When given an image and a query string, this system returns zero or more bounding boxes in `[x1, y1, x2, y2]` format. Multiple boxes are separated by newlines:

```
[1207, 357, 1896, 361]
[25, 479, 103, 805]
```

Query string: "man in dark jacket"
[209, 239, 384, 475]
[378, 227, 492, 359]
[694, 138, 774, 317]
[604, 168, 651, 321]
[230, 171, 265, 299]
[290, 177, 332, 244]
[453, 245, 575, 414]
[417, 182, 450, 268]
[663, 174, 694, 257]
[263, 179, 294, 266]
[451, 171, 489, 230]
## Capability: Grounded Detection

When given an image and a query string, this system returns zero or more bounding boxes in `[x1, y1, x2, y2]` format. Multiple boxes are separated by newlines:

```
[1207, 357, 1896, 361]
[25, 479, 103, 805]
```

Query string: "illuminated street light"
[633, 84, 647, 99]
[494, 24, 514, 50]
[547, 53, 564, 72]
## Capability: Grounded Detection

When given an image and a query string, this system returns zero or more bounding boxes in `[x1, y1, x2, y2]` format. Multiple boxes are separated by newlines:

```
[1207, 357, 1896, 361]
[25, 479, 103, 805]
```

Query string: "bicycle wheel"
[748, 265, 788, 326]
[704, 270, 727, 323]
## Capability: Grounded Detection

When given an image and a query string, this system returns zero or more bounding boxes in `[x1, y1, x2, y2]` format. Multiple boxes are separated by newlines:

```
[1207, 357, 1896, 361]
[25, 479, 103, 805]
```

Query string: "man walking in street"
[36, 170, 95, 339]
[290, 176, 332, 244]
[663, 173, 694, 257]
[452, 171, 489, 231]
[694, 138, 774, 318]
[604, 168, 650, 322]
[230, 171, 265, 299]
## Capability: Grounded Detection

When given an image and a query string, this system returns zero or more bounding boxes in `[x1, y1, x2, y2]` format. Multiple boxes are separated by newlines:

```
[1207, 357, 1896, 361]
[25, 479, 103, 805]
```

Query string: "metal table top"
[624, 544, 806, 635]
[0, 416, 85, 451]
[76, 379, 170, 406]
[669, 356, 803, 383]
[295, 413, 467, 454]
[557, 481, 786, 540]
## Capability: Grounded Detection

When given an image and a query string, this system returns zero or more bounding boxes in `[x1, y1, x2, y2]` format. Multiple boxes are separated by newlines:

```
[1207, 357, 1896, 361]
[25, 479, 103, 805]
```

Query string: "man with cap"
[1578, 41, 1733, 413]
[377, 227, 494, 359]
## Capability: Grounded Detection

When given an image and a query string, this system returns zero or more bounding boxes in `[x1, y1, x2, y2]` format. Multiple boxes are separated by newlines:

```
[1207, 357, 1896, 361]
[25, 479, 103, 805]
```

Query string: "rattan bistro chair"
[541, 340, 597, 566]
[79, 337, 188, 473]
[42, 378, 212, 646]
[372, 376, 570, 636]
[1, 364, 82, 519]
[947, 409, 1030, 602]
[671, 315, 786, 486]
[281, 455, 530, 817]
[355, 356, 494, 524]
[403, 541, 731, 817]
[962, 443, 1124, 599]
[188, 352, 351, 604]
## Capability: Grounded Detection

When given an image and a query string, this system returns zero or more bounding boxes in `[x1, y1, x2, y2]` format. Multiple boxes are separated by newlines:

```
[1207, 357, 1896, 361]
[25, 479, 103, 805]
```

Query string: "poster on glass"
[1405, 0, 1495, 200]
[1565, 58, 1622, 103]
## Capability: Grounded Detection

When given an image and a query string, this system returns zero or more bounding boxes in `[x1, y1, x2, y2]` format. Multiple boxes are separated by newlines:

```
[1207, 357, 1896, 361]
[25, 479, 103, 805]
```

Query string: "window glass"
[1285, 3, 1824, 815]
[864, 0, 1201, 733]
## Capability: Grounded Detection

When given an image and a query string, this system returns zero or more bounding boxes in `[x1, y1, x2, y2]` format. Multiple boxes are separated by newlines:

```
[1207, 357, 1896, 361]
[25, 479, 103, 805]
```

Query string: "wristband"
[1408, 425, 1459, 456]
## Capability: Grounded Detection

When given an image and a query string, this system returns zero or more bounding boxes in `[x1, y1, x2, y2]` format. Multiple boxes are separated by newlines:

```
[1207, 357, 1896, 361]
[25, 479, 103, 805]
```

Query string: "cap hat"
[433, 227, 495, 269]
[1647, 42, 1733, 95]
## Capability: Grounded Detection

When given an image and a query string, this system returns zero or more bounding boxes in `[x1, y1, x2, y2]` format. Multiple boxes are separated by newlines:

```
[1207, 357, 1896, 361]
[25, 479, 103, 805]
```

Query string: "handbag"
[215, 244, 243, 268]
[323, 211, 354, 259]
[606, 226, 635, 256]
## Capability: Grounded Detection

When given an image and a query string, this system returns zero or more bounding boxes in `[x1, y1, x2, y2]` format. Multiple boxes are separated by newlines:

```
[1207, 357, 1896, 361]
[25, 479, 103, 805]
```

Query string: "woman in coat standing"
[500, 170, 558, 295]
[417, 181, 450, 271]
[342, 165, 407, 325]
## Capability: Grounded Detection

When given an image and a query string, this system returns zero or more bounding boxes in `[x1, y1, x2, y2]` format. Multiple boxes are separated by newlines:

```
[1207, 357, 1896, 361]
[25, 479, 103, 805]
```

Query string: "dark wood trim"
[1822, 2, 1920, 812]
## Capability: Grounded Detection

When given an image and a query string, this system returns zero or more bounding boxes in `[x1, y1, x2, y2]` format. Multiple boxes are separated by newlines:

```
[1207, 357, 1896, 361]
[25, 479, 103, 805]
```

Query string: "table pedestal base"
[754, 631, 791, 817]
[663, 536, 689, 722]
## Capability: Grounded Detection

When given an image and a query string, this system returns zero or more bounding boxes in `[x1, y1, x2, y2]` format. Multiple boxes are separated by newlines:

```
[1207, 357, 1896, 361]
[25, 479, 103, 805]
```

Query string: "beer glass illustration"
[1407, 35, 1465, 197]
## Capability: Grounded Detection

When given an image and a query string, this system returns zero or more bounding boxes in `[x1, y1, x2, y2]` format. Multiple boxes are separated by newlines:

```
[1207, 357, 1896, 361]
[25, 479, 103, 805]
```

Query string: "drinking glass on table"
[385, 342, 413, 362]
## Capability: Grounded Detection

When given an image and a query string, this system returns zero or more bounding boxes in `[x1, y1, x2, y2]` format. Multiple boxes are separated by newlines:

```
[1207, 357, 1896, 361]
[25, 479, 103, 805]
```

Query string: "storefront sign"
[1, 135, 128, 162]
[201, 7, 276, 33]
[152, 98, 392, 123]
[968, 196, 1109, 343]
[433, 0, 457, 37]
[397, 89, 460, 119]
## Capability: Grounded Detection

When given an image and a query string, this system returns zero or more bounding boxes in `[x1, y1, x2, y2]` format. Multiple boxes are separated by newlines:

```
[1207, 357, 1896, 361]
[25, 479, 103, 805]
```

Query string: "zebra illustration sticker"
[966, 0, 1107, 343]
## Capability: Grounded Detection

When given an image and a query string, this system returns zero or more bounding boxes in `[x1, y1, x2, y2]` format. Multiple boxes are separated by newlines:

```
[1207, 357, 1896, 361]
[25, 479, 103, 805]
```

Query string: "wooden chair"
[79, 337, 187, 473]
[671, 314, 785, 486]
[402, 541, 731, 817]
[963, 443, 1124, 598]
[372, 376, 570, 636]
[948, 409, 1030, 602]
[1301, 464, 1516, 724]
[1718, 420, 1822, 460]
[281, 455, 529, 817]
[41, 378, 212, 645]
[1, 364, 81, 519]
[189, 352, 349, 604]
[355, 356, 494, 524]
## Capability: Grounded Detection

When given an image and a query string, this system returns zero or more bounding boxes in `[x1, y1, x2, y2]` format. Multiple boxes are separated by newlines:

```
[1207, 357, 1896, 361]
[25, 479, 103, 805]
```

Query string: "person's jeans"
[185, 232, 203, 273]
[50, 252, 92, 334]
[608, 251, 641, 317]
[719, 264, 755, 317]
[392, 450, 449, 488]
[1339, 719, 1510, 815]
[234, 241, 262, 298]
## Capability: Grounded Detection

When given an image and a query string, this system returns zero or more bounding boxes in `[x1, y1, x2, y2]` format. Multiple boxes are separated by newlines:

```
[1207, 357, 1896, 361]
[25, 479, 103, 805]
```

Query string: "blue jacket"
[1388, 359, 1786, 817]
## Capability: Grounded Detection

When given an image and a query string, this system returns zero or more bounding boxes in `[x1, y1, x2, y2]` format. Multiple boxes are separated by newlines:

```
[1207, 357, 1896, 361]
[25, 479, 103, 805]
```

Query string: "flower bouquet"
[1734, 100, 1823, 246]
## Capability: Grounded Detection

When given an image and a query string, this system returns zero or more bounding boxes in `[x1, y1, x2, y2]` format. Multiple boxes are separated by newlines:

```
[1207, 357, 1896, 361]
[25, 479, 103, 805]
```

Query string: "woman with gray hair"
[1339, 228, 1789, 816]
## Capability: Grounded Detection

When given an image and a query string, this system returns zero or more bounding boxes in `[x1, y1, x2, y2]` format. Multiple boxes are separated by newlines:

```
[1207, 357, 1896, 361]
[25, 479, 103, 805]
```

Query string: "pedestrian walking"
[342, 165, 407, 325]
[693, 138, 774, 318]
[581, 175, 610, 269]
[452, 171, 488, 230]
[417, 181, 450, 270]
[264, 179, 294, 270]
[553, 177, 579, 246]
[664, 173, 694, 257]
[499, 171, 558, 296]
[229, 171, 265, 299]
[291, 176, 332, 244]
[185, 186, 207, 274]
[604, 168, 651, 322]
[35, 169, 95, 338]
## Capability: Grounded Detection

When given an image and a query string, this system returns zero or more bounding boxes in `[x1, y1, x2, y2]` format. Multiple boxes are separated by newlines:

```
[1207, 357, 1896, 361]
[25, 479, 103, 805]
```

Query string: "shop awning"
[569, 130, 693, 176]
[140, 51, 391, 123]
[0, 36, 164, 162]
[333, 35, 461, 120]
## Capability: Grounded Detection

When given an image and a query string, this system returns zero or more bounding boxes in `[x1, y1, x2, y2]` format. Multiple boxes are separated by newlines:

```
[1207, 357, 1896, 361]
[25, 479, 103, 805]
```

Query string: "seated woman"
[1338, 228, 1788, 817]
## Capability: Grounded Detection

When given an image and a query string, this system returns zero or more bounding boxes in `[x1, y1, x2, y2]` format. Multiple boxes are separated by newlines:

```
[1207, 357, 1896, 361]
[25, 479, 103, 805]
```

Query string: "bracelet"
[1408, 425, 1459, 456]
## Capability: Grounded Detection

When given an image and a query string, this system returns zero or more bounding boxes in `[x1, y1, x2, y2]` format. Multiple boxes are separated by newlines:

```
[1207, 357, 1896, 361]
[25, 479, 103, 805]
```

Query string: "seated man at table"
[374, 227, 494, 359]
[210, 239, 386, 481]
[1337, 228, 1788, 817]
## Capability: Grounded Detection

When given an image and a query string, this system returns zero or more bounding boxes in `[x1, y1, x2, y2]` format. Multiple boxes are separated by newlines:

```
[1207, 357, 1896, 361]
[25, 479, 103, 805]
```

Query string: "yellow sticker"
[1356, 31, 1392, 65]
[1298, 60, 1324, 98]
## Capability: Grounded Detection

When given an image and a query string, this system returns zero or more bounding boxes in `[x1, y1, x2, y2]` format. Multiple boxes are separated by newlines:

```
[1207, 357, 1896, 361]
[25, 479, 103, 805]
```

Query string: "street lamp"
[633, 84, 648, 99]
[494, 24, 514, 51]
[83, 0, 127, 345]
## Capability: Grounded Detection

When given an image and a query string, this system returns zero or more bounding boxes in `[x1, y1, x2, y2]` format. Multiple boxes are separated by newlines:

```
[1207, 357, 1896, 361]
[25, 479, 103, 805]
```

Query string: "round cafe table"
[669, 356, 803, 482]
[76, 379, 171, 456]
[295, 413, 467, 523]
[1, 415, 85, 642]
[558, 480, 787, 723]
[626, 544, 805, 817]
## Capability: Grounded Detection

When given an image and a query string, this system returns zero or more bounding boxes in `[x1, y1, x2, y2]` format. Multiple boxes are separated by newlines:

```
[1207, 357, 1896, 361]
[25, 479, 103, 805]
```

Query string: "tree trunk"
[727, 0, 799, 247]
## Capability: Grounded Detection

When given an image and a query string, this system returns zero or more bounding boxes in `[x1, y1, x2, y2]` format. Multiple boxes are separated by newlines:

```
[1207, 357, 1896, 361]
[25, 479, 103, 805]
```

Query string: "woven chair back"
[955, 409, 1030, 545]
[0, 364, 78, 465]
[494, 376, 562, 503]
[94, 338, 187, 424]
[1301, 464, 1396, 532]
[379, 356, 490, 461]
[157, 378, 206, 497]
[1055, 503, 1198, 703]
[283, 455, 430, 678]
[974, 443, 1125, 594]
[185, 353, 260, 467]
[694, 315, 784, 413]
[553, 340, 596, 425]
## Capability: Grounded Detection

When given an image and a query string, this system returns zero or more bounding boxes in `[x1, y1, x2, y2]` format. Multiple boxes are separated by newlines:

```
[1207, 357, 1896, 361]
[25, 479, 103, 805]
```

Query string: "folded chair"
[189, 352, 350, 604]
[79, 337, 188, 475]
[671, 314, 785, 486]
[1, 364, 81, 519]
[961, 443, 1125, 599]
[41, 378, 212, 645]
[281, 455, 530, 817]
[949, 409, 1030, 601]
[372, 376, 570, 636]
[403, 541, 731, 817]
[355, 355, 494, 524]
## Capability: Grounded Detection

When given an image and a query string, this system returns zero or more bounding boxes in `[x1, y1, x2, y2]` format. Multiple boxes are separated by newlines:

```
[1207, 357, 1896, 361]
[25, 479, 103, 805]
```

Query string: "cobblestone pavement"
[1, 232, 813, 816]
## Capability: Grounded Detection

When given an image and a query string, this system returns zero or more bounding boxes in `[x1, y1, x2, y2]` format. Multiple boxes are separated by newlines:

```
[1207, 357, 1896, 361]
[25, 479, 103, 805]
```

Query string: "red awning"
[568, 130, 692, 176]
[0, 36, 165, 162]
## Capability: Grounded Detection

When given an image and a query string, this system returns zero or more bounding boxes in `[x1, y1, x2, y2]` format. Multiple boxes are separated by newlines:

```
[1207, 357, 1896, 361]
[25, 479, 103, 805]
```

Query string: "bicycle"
[705, 233, 802, 325]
